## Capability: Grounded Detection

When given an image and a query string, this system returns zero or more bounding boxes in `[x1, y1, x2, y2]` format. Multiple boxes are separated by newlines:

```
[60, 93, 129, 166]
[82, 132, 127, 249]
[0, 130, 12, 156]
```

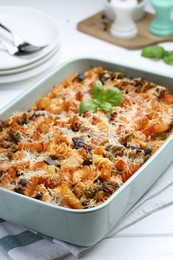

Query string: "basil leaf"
[79, 99, 98, 113]
[92, 81, 106, 102]
[79, 80, 123, 114]
[163, 51, 173, 65]
[141, 45, 165, 59]
[105, 87, 123, 106]
[98, 102, 113, 112]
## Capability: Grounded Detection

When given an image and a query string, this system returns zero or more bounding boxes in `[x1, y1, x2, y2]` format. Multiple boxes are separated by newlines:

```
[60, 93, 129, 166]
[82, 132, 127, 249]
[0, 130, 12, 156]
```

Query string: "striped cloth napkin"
[0, 161, 173, 260]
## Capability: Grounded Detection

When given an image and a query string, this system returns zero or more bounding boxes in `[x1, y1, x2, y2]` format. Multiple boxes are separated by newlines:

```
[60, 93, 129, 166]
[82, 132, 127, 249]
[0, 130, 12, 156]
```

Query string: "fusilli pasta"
[0, 66, 173, 209]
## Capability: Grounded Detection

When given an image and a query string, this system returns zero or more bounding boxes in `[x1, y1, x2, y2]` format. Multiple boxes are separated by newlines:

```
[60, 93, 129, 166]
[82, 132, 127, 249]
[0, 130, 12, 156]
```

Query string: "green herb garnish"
[141, 45, 173, 65]
[79, 80, 123, 113]
[163, 51, 173, 65]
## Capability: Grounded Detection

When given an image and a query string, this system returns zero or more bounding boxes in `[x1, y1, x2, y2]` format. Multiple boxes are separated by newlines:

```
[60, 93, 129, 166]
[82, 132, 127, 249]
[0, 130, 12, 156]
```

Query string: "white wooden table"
[0, 1, 173, 259]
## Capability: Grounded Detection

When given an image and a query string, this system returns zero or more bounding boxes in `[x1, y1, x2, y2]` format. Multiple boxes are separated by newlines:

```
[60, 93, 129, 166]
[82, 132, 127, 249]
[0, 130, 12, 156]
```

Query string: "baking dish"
[0, 57, 173, 247]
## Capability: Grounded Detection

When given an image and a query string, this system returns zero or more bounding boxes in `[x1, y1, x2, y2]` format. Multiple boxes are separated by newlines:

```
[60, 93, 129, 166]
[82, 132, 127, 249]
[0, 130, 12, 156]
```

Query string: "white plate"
[0, 40, 61, 75]
[0, 45, 60, 84]
[0, 6, 60, 70]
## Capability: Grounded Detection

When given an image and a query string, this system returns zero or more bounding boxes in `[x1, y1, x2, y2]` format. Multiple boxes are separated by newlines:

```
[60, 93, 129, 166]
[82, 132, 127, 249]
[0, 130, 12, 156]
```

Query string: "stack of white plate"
[0, 6, 61, 84]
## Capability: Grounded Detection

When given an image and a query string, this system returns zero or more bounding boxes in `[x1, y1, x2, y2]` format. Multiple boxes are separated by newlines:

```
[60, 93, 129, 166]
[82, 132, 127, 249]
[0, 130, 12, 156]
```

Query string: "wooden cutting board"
[77, 12, 173, 50]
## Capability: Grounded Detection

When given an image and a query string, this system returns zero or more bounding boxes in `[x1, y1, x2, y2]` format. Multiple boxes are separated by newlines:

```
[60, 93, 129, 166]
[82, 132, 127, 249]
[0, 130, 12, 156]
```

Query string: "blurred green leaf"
[163, 51, 173, 65]
[141, 45, 165, 59]
[105, 87, 123, 106]
[79, 99, 98, 113]
[92, 80, 105, 102]
[79, 80, 123, 113]
[98, 102, 113, 112]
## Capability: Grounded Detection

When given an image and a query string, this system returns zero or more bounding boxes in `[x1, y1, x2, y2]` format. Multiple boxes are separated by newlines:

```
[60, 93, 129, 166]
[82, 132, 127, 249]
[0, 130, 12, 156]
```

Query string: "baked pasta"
[0, 66, 173, 209]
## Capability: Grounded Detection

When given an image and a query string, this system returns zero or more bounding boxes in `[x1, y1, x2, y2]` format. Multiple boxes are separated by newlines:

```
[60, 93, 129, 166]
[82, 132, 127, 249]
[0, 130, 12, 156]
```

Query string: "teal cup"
[150, 0, 173, 36]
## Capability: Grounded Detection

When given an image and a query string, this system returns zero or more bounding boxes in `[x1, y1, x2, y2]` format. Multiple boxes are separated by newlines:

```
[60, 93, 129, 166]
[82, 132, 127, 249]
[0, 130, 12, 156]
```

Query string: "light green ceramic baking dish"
[0, 57, 173, 246]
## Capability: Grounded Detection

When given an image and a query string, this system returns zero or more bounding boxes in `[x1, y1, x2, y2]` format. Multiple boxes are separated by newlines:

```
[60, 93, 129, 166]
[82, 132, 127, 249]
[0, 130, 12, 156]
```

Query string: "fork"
[0, 23, 47, 54]
[0, 39, 36, 56]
